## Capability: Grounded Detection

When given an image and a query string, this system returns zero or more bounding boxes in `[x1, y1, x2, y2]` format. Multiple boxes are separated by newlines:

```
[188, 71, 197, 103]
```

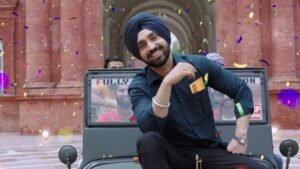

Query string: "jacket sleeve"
[128, 78, 167, 133]
[195, 57, 254, 119]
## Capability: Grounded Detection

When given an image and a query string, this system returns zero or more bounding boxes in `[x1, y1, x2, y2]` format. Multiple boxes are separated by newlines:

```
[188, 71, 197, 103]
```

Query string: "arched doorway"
[102, 0, 216, 67]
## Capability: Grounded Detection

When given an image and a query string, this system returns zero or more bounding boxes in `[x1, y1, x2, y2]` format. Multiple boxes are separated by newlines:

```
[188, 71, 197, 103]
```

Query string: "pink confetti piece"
[236, 36, 243, 44]
[23, 63, 29, 69]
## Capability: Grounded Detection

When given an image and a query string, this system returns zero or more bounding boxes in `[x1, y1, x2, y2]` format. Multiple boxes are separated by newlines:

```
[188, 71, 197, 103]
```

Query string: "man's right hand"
[163, 62, 196, 85]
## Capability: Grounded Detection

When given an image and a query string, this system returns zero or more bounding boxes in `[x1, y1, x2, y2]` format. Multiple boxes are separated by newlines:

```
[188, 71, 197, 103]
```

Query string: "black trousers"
[137, 131, 273, 169]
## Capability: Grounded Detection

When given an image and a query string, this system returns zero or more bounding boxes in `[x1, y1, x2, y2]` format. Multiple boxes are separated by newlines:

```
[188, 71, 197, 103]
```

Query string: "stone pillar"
[215, 0, 237, 67]
[25, 0, 52, 88]
[83, 0, 103, 69]
[294, 0, 300, 78]
[270, 0, 298, 80]
[260, 0, 273, 77]
[236, 0, 262, 67]
[58, 0, 85, 87]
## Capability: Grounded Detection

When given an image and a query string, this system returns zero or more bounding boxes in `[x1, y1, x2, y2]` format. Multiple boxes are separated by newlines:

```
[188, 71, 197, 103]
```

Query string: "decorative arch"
[102, 0, 216, 67]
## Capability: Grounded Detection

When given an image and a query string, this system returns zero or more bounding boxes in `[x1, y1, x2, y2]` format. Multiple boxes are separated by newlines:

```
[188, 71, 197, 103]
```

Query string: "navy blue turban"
[123, 12, 171, 60]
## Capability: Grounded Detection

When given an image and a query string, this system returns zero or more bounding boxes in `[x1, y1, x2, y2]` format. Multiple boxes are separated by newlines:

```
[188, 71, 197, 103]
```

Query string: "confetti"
[236, 36, 243, 44]
[76, 50, 79, 55]
[184, 8, 190, 13]
[0, 72, 10, 89]
[258, 59, 270, 66]
[277, 89, 300, 109]
[11, 11, 18, 16]
[69, 17, 77, 20]
[233, 62, 248, 68]
[41, 130, 49, 139]
[23, 63, 29, 69]
[204, 73, 208, 85]
[23, 92, 27, 97]
[272, 4, 276, 8]
[260, 155, 264, 160]
[52, 16, 60, 20]
[111, 7, 115, 12]
[248, 12, 254, 19]
[0, 51, 4, 57]
[24, 25, 29, 29]
[286, 81, 290, 87]
[37, 68, 42, 77]
[178, 9, 182, 15]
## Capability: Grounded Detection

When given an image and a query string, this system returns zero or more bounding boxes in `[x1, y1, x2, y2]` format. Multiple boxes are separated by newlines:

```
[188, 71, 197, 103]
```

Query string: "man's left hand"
[226, 138, 247, 155]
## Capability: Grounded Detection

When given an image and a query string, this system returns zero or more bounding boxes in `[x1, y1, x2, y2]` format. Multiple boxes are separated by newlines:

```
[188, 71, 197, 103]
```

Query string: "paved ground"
[0, 130, 299, 169]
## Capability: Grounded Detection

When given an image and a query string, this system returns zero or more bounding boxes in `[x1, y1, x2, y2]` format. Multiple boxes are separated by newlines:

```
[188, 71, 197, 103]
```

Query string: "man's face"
[137, 29, 170, 67]
[115, 85, 131, 108]
[107, 61, 124, 69]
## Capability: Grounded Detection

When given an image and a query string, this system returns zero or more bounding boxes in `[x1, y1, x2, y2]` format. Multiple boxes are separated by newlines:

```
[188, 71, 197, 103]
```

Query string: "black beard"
[143, 45, 170, 67]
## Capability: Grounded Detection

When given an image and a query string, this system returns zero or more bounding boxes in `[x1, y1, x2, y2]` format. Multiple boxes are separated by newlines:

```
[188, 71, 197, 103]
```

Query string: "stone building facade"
[0, 0, 299, 134]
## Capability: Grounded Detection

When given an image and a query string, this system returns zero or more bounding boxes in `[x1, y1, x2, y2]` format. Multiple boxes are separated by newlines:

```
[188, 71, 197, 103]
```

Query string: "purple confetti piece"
[0, 72, 10, 89]
[76, 50, 79, 56]
[258, 59, 270, 66]
[277, 89, 300, 109]
[10, 83, 14, 87]
[24, 25, 28, 29]
[52, 16, 60, 20]
[236, 36, 243, 44]
[37, 68, 42, 77]
[11, 11, 18, 16]
[111, 7, 115, 12]
[272, 4, 276, 8]
[184, 8, 190, 13]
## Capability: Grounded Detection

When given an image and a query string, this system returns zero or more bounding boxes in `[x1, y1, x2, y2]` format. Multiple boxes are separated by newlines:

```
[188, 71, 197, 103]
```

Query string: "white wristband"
[152, 97, 170, 108]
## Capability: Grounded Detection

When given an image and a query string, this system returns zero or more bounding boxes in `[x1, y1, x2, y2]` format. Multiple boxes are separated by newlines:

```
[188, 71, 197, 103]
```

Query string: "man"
[123, 12, 272, 169]
[104, 57, 125, 69]
[96, 84, 135, 122]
